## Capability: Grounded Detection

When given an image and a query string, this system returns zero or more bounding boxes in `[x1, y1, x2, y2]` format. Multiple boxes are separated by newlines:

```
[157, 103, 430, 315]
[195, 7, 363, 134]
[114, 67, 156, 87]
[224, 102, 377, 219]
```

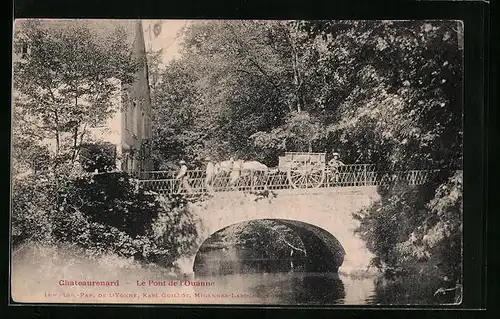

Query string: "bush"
[11, 173, 57, 246]
[353, 171, 462, 286]
[79, 142, 117, 173]
[11, 170, 199, 270]
[61, 172, 162, 237]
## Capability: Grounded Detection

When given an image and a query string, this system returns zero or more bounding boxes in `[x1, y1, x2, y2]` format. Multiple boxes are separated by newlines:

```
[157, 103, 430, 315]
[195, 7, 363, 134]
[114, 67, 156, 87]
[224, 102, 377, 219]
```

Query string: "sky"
[142, 20, 189, 66]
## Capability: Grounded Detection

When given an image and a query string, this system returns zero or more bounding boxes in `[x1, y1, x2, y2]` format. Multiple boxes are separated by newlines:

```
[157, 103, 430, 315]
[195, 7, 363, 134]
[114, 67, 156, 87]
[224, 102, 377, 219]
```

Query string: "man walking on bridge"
[176, 160, 191, 193]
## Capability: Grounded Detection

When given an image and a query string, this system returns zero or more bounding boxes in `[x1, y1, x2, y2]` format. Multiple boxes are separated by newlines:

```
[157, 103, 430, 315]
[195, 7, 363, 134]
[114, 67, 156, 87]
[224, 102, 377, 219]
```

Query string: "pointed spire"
[132, 20, 147, 59]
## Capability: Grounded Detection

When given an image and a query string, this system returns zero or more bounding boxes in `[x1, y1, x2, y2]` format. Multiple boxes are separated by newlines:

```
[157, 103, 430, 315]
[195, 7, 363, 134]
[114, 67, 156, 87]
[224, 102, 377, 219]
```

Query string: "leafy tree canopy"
[151, 20, 462, 171]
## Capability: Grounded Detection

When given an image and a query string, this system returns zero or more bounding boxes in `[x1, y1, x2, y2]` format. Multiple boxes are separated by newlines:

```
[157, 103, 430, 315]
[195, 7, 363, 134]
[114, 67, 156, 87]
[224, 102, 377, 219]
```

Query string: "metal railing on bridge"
[137, 164, 438, 195]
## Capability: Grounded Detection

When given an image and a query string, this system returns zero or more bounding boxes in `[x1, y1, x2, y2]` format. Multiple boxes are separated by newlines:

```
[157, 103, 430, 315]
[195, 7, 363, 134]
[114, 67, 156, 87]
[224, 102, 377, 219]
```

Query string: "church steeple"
[120, 20, 153, 175]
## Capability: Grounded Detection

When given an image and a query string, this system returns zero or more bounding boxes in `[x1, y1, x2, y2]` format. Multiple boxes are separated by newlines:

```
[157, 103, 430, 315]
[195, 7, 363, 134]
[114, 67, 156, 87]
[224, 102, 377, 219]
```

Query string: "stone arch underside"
[192, 218, 346, 274]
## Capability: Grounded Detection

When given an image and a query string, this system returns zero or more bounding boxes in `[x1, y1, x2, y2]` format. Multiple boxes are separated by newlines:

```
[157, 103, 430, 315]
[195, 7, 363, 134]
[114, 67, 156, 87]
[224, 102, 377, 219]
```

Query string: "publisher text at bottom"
[194, 292, 256, 298]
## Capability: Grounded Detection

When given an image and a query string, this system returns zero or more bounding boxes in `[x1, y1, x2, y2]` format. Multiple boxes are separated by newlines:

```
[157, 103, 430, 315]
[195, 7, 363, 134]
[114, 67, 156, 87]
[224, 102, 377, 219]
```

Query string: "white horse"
[205, 158, 234, 190]
[218, 157, 235, 173]
[230, 160, 269, 190]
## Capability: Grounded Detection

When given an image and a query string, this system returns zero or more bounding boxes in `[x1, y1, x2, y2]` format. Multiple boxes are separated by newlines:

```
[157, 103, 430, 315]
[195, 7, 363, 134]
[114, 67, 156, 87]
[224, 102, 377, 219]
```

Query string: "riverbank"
[11, 244, 181, 303]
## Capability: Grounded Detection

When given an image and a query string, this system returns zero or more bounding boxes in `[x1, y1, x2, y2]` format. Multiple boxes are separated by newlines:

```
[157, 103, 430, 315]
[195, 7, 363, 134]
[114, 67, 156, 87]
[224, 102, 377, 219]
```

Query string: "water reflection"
[192, 223, 452, 305]
[194, 246, 310, 276]
[194, 272, 346, 305]
[192, 271, 453, 305]
[367, 275, 460, 305]
[195, 239, 361, 304]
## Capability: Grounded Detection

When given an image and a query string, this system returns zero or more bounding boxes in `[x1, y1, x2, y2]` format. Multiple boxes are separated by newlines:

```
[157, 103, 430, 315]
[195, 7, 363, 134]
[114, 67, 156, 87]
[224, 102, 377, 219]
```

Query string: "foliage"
[11, 172, 58, 246]
[12, 19, 464, 284]
[146, 48, 165, 99]
[11, 135, 52, 175]
[79, 142, 117, 173]
[151, 20, 462, 170]
[250, 111, 326, 163]
[13, 19, 138, 162]
[11, 20, 200, 272]
[299, 20, 463, 170]
[150, 59, 207, 166]
[149, 21, 463, 284]
[151, 21, 302, 165]
[354, 171, 462, 287]
[150, 194, 199, 264]
[59, 172, 162, 237]
[398, 171, 462, 280]
[12, 170, 199, 268]
[207, 220, 305, 260]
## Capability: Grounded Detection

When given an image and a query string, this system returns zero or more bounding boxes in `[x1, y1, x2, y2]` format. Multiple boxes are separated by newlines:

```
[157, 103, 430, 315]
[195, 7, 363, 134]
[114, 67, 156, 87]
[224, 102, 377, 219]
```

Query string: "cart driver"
[328, 152, 344, 169]
[328, 152, 345, 183]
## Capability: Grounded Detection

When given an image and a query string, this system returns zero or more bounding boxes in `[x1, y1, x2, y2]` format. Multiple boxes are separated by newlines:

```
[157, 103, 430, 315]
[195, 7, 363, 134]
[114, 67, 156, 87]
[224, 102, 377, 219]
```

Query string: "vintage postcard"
[10, 19, 463, 305]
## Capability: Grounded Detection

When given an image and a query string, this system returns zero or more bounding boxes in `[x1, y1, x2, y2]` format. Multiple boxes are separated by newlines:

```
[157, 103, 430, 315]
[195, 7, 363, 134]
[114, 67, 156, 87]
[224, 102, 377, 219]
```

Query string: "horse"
[218, 158, 235, 173]
[229, 160, 269, 190]
[206, 158, 233, 190]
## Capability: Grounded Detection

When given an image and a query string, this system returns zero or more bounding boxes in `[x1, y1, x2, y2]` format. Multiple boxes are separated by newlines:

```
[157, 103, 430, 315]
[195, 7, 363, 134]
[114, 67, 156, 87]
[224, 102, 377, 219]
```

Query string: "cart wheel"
[287, 165, 325, 189]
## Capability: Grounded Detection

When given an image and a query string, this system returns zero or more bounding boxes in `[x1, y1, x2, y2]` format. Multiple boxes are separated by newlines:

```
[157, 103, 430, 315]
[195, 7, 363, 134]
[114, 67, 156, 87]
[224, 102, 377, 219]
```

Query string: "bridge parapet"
[137, 164, 440, 195]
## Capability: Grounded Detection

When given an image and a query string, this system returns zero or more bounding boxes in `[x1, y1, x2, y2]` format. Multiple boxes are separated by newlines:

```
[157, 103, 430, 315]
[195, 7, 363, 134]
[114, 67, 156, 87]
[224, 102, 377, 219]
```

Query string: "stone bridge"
[173, 186, 382, 276]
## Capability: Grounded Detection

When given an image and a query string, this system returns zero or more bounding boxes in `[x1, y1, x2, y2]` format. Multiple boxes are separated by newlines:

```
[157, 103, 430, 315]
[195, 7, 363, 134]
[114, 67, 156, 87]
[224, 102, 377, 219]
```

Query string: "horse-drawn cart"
[278, 152, 326, 189]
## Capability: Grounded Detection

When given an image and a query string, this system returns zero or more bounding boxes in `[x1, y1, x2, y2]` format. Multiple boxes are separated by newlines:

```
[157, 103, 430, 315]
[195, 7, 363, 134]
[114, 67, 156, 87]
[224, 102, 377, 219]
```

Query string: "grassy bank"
[11, 243, 181, 303]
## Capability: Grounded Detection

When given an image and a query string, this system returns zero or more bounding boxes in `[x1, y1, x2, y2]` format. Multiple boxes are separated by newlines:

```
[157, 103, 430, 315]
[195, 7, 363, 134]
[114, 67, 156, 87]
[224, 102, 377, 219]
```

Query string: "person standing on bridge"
[328, 152, 345, 184]
[176, 160, 191, 193]
[204, 156, 218, 192]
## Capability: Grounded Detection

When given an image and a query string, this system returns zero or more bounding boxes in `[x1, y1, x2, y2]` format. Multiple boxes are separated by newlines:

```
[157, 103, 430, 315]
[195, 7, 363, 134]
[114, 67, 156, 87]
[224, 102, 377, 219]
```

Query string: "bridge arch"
[193, 219, 346, 276]
[174, 188, 380, 276]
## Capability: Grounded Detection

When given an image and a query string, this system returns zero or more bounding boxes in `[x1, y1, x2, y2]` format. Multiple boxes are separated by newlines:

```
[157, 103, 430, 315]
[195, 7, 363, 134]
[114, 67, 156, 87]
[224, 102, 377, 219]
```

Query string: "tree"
[298, 20, 463, 170]
[250, 111, 326, 162]
[150, 59, 207, 167]
[12, 18, 136, 252]
[12, 168, 199, 268]
[11, 20, 201, 270]
[353, 171, 462, 301]
[146, 48, 165, 104]
[152, 20, 462, 170]
[151, 20, 331, 166]
[13, 20, 138, 166]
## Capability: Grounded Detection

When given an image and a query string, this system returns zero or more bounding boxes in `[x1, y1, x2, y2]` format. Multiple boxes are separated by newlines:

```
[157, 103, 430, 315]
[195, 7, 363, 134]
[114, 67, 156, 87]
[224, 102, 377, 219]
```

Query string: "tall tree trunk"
[72, 126, 78, 162]
[55, 131, 60, 157]
[52, 110, 60, 158]
[291, 42, 301, 112]
[73, 123, 87, 165]
[71, 95, 80, 163]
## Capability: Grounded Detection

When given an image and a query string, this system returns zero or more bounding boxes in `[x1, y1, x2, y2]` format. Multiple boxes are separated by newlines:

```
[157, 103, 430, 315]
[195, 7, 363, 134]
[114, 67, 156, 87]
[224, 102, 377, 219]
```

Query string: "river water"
[191, 242, 459, 305]
[191, 271, 458, 305]
[191, 241, 459, 305]
[189, 217, 462, 306]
